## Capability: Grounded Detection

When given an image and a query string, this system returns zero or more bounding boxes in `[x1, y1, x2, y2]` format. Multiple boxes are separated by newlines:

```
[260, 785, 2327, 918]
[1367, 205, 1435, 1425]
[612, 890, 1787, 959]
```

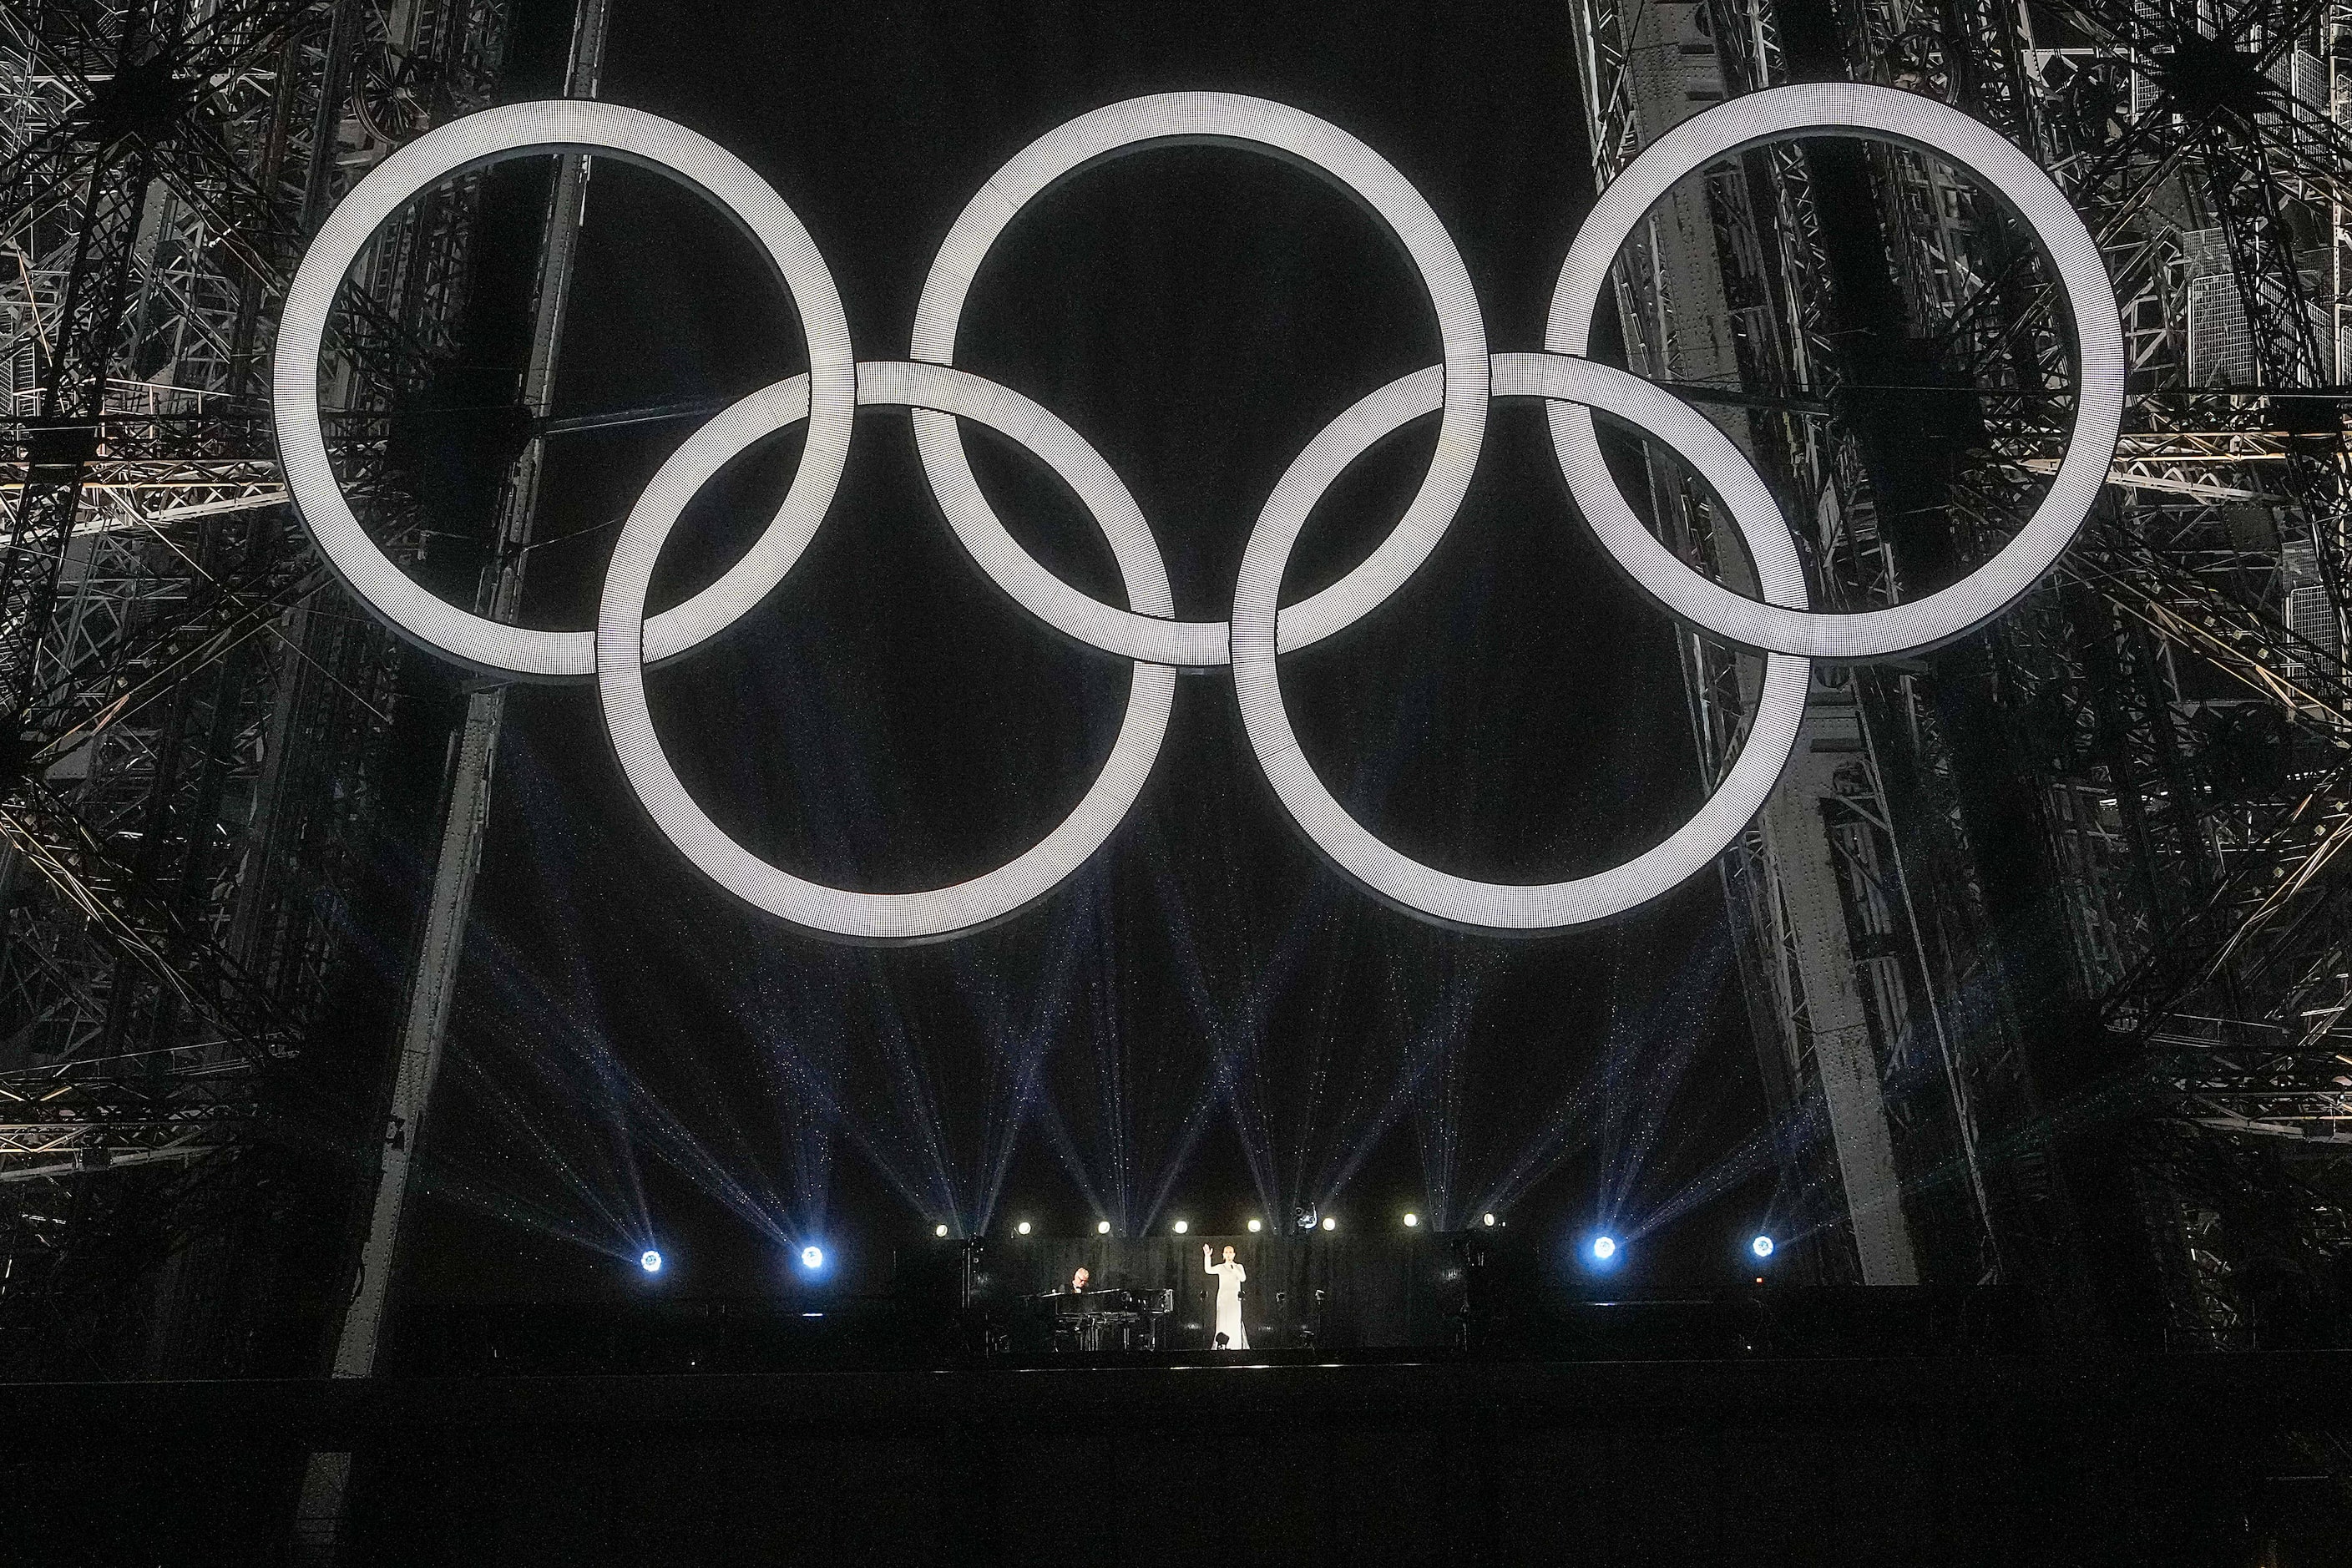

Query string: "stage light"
[1293, 1205, 1318, 1232]
[800, 1244, 825, 1270]
[935, 1224, 949, 1238]
[1321, 1216, 1336, 1232]
[1482, 1212, 1496, 1227]
[1247, 1218, 1262, 1233]
[1098, 1219, 1112, 1235]
[1404, 1212, 1419, 1228]
[1751, 1234, 1775, 1259]
[1173, 1220, 1189, 1234]
[1591, 1234, 1618, 1262]
[640, 1249, 662, 1274]
[1017, 1221, 1032, 1236]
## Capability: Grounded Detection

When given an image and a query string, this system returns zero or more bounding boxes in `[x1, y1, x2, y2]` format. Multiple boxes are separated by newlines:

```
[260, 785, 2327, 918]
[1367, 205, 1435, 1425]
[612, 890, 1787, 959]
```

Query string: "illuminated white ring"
[911, 91, 1490, 668]
[1546, 83, 2124, 660]
[274, 100, 857, 679]
[596, 362, 1176, 941]
[1232, 351, 1809, 932]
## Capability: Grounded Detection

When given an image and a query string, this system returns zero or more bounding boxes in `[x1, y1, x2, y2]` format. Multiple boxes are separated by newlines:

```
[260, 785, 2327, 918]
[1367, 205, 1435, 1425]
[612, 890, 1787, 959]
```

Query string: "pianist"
[1069, 1267, 1091, 1295]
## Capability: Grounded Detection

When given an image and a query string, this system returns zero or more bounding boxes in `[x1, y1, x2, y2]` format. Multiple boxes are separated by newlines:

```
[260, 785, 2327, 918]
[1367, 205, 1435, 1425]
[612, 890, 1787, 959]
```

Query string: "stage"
[10, 1349, 2350, 1565]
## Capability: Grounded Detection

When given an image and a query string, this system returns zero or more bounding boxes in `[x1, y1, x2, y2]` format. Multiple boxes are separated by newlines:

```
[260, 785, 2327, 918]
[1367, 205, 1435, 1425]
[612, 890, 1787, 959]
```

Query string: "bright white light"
[1247, 1218, 1262, 1234]
[640, 1250, 662, 1274]
[1404, 1213, 1419, 1228]
[800, 1245, 824, 1270]
[1173, 1220, 1189, 1235]
[935, 1224, 949, 1238]
[1591, 1235, 1618, 1262]
[1321, 1217, 1336, 1232]
[1097, 1219, 1112, 1235]
[1751, 1234, 1775, 1259]
[1481, 1213, 1496, 1228]
[1016, 1221, 1032, 1236]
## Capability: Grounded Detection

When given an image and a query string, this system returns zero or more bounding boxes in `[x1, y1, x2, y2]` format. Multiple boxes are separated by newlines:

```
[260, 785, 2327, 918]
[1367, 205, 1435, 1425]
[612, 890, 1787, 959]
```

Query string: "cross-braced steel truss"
[0, 0, 509, 1375]
[1576, 0, 2352, 1339]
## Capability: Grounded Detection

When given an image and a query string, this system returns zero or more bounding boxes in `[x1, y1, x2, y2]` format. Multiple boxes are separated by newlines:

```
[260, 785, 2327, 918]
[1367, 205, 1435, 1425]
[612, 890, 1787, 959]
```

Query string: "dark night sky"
[377, 0, 1785, 1304]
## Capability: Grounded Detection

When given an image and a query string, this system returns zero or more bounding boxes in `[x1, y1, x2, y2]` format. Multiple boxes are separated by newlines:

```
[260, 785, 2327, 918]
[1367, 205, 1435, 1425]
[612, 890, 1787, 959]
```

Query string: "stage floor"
[8, 1351, 2352, 1565]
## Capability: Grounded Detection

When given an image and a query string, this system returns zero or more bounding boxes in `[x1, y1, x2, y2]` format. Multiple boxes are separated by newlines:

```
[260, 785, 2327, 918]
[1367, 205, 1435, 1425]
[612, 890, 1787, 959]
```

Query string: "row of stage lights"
[635, 1223, 1783, 1277]
[940, 1209, 1500, 1239]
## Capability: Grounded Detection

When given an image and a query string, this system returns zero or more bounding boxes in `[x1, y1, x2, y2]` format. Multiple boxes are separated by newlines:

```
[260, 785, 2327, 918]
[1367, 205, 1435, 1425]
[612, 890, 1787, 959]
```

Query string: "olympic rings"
[273, 84, 2122, 940]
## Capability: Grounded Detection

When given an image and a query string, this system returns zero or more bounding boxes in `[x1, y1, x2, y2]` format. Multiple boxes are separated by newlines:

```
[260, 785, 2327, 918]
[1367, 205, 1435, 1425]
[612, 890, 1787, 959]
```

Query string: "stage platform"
[9, 1350, 2352, 1565]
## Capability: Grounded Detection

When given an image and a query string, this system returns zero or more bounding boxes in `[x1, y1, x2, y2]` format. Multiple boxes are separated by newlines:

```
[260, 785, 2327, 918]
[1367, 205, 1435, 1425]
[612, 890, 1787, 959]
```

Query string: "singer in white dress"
[1203, 1243, 1248, 1350]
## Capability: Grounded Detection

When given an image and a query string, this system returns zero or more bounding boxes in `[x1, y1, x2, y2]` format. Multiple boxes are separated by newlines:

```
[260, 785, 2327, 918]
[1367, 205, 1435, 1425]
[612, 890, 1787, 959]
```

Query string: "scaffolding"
[1572, 0, 2352, 1338]
[0, 0, 509, 1374]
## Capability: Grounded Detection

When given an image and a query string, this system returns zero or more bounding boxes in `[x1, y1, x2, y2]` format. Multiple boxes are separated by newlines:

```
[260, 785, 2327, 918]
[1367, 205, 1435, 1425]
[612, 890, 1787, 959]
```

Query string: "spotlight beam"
[491, 774, 820, 1252]
[741, 645, 970, 1225]
[960, 899, 1090, 1231]
[1598, 922, 1731, 1222]
[1314, 949, 1487, 1226]
[1141, 822, 1327, 1223]
[753, 712, 962, 1222]
[511, 753, 660, 1245]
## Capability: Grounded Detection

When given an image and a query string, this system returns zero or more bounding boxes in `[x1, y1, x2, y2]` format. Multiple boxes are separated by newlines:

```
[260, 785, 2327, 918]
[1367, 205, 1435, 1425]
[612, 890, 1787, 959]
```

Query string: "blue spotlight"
[640, 1249, 662, 1275]
[799, 1244, 824, 1271]
[1751, 1233, 1775, 1260]
[1590, 1234, 1619, 1264]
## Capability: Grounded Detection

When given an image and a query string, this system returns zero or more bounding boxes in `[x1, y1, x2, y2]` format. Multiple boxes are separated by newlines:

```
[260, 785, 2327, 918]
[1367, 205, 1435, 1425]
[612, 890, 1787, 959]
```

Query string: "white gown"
[1205, 1258, 1248, 1349]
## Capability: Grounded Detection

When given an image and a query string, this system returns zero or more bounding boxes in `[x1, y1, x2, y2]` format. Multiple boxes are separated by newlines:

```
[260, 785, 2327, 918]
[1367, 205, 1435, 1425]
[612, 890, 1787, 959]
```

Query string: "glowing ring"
[1546, 83, 2124, 659]
[1232, 351, 1809, 932]
[274, 100, 857, 679]
[596, 362, 1176, 941]
[911, 91, 1489, 667]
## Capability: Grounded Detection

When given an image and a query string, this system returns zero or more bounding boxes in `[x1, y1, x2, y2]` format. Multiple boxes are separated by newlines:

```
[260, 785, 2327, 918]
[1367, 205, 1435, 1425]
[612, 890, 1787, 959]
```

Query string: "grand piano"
[1039, 1286, 1176, 1352]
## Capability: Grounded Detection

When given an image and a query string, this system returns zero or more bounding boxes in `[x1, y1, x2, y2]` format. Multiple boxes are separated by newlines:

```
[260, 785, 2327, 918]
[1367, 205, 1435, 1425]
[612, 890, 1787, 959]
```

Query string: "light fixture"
[935, 1223, 949, 1238]
[1016, 1221, 1032, 1236]
[1247, 1218, 1262, 1233]
[1293, 1206, 1318, 1233]
[1173, 1220, 1189, 1235]
[1751, 1234, 1775, 1259]
[1098, 1219, 1112, 1235]
[1321, 1216, 1336, 1232]
[1481, 1212, 1496, 1228]
[640, 1249, 662, 1274]
[1403, 1212, 1419, 1228]
[1591, 1234, 1618, 1262]
[800, 1244, 825, 1270]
